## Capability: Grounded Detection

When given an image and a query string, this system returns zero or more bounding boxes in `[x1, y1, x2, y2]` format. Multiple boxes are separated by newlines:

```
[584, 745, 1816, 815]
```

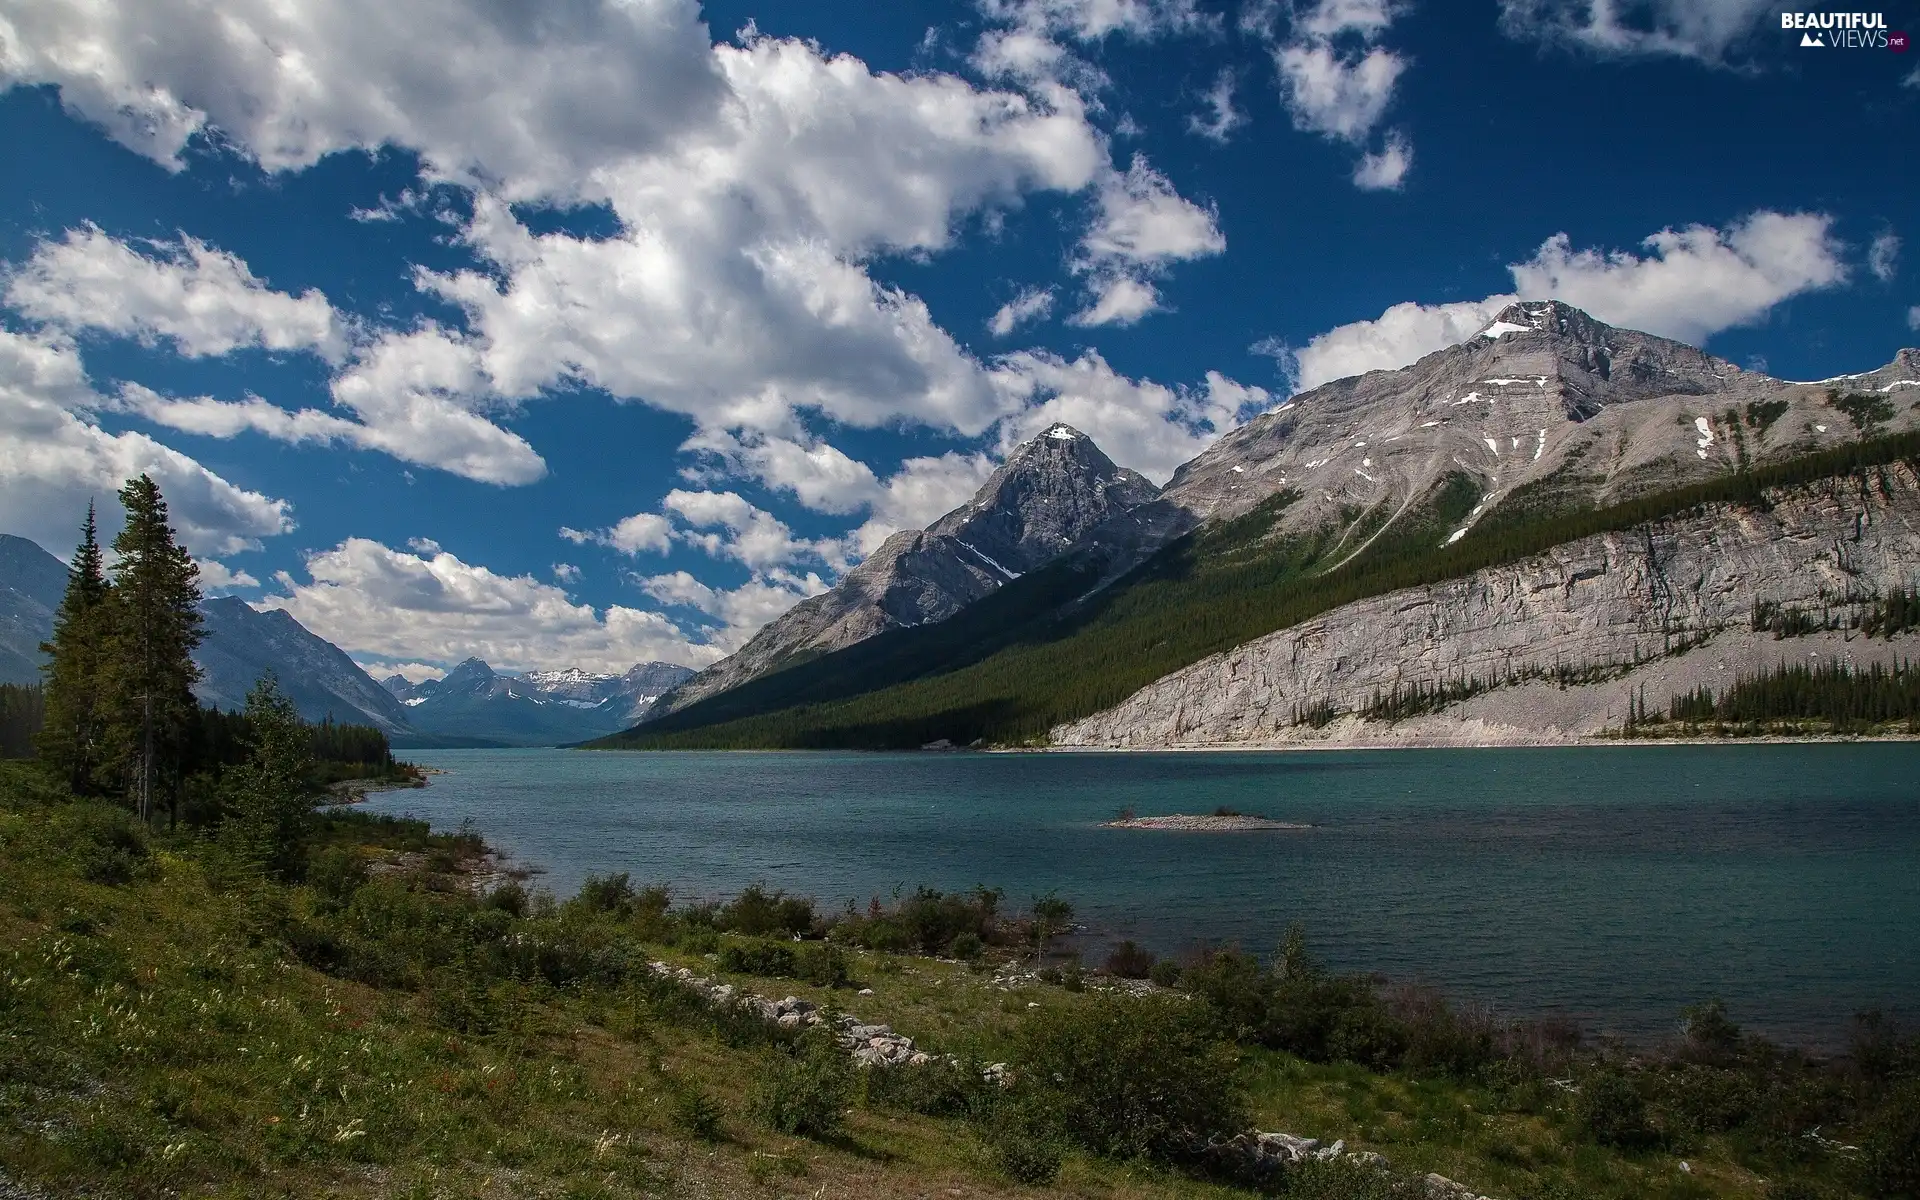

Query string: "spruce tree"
[104, 475, 204, 824]
[36, 503, 113, 793]
[220, 673, 314, 881]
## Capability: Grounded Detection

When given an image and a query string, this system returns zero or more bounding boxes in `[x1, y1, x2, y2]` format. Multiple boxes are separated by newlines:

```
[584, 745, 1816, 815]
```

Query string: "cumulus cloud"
[1188, 69, 1245, 143]
[1352, 130, 1412, 191]
[1508, 211, 1848, 345]
[1869, 233, 1900, 283]
[635, 569, 830, 655]
[976, 0, 1216, 41]
[196, 559, 261, 593]
[1070, 157, 1225, 326]
[0, 0, 726, 201]
[662, 489, 849, 572]
[1909, 306, 1920, 332]
[1274, 210, 1850, 393]
[5, 226, 348, 360]
[9, 229, 546, 487]
[0, 328, 292, 557]
[559, 513, 674, 556]
[1261, 0, 1413, 188]
[362, 660, 446, 684]
[551, 563, 581, 584]
[989, 287, 1057, 337]
[263, 538, 719, 673]
[1498, 0, 1774, 63]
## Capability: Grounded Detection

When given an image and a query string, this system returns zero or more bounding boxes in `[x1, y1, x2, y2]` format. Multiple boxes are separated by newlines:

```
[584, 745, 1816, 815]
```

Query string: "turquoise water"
[363, 745, 1920, 1045]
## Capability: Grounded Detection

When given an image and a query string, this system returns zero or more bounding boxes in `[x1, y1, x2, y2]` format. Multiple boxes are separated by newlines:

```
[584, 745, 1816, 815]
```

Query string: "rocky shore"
[1100, 812, 1311, 831]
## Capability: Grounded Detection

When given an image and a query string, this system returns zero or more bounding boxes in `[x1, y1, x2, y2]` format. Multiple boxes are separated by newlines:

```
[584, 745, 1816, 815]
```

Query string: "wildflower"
[332, 1118, 367, 1143]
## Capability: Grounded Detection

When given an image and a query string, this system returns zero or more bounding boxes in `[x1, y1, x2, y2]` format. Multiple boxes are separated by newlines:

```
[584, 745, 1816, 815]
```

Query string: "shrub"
[1862, 1079, 1920, 1198]
[307, 844, 371, 910]
[864, 1058, 983, 1117]
[57, 804, 148, 886]
[1184, 947, 1272, 1040]
[975, 1098, 1064, 1185]
[669, 1081, 726, 1142]
[575, 872, 635, 916]
[1680, 998, 1743, 1060]
[482, 879, 528, 918]
[1103, 939, 1156, 979]
[1277, 1157, 1402, 1199]
[717, 936, 797, 978]
[1577, 1069, 1655, 1148]
[717, 883, 815, 937]
[1149, 960, 1183, 988]
[1014, 991, 1245, 1161]
[795, 940, 849, 988]
[750, 1031, 853, 1140]
[947, 931, 984, 962]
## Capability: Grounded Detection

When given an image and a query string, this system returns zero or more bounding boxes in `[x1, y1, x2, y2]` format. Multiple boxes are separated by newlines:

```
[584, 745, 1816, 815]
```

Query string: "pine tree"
[36, 503, 113, 792]
[103, 476, 204, 825]
[220, 673, 314, 881]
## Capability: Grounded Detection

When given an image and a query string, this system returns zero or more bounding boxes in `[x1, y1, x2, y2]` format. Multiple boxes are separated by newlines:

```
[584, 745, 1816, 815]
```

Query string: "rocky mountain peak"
[651, 425, 1160, 716]
[927, 423, 1158, 578]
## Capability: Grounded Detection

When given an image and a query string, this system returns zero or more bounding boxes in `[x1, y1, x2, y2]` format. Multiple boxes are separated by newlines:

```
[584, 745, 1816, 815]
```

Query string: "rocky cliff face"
[195, 597, 414, 732]
[1053, 463, 1920, 748]
[656, 424, 1157, 714]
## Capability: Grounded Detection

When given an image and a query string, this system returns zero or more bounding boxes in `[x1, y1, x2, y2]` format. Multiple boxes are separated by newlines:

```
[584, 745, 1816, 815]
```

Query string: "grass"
[0, 758, 1906, 1199]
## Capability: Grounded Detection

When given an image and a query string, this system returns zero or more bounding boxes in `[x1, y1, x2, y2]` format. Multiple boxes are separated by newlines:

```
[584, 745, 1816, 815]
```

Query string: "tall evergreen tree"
[36, 503, 113, 792]
[220, 673, 314, 881]
[104, 476, 204, 824]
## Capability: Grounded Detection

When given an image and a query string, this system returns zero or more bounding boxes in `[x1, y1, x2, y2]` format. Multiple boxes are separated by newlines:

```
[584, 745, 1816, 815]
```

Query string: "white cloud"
[1262, 0, 1413, 188]
[680, 430, 884, 515]
[1276, 297, 1510, 393]
[1509, 211, 1848, 346]
[263, 538, 718, 674]
[1275, 210, 1850, 393]
[1189, 69, 1245, 143]
[552, 563, 581, 584]
[1352, 130, 1412, 190]
[636, 568, 830, 655]
[1070, 157, 1225, 326]
[1869, 233, 1901, 284]
[991, 351, 1268, 482]
[1070, 275, 1165, 327]
[407, 537, 441, 554]
[196, 559, 260, 593]
[989, 287, 1057, 337]
[0, 328, 292, 557]
[1274, 40, 1406, 142]
[8, 228, 546, 487]
[561, 513, 674, 556]
[1909, 306, 1920, 332]
[1498, 0, 1774, 63]
[361, 660, 446, 684]
[977, 0, 1216, 41]
[0, 0, 726, 202]
[662, 489, 848, 572]
[5, 226, 348, 360]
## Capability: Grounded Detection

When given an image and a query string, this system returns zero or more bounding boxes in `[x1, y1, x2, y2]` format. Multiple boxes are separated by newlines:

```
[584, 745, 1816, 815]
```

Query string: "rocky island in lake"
[1100, 811, 1312, 831]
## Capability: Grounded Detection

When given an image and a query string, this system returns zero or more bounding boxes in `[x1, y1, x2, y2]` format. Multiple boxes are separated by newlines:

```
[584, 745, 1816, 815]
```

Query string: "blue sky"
[1, 0, 1914, 678]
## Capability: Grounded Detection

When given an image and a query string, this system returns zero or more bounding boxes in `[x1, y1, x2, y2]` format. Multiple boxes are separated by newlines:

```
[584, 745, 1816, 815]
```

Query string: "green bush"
[794, 940, 849, 988]
[574, 871, 635, 916]
[307, 843, 370, 909]
[1577, 1069, 1656, 1149]
[947, 931, 984, 961]
[55, 804, 148, 886]
[717, 883, 815, 936]
[975, 1098, 1064, 1185]
[1014, 991, 1245, 1161]
[749, 1031, 854, 1140]
[718, 935, 798, 978]
[1276, 1157, 1401, 1199]
[668, 1081, 726, 1142]
[1148, 959, 1183, 988]
[1103, 939, 1155, 979]
[1862, 1079, 1920, 1198]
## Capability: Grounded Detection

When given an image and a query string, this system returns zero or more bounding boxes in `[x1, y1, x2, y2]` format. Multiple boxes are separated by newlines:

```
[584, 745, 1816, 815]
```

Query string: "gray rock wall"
[1052, 464, 1920, 748]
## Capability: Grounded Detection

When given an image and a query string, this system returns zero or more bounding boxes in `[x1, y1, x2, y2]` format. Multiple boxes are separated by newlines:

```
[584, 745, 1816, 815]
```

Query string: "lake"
[361, 744, 1920, 1046]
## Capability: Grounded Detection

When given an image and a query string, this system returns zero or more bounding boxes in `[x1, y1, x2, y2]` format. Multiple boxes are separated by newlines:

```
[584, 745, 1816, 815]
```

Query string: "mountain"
[654, 423, 1157, 714]
[0, 534, 410, 730]
[390, 658, 692, 746]
[196, 597, 413, 732]
[603, 302, 1920, 750]
[0, 535, 69, 684]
